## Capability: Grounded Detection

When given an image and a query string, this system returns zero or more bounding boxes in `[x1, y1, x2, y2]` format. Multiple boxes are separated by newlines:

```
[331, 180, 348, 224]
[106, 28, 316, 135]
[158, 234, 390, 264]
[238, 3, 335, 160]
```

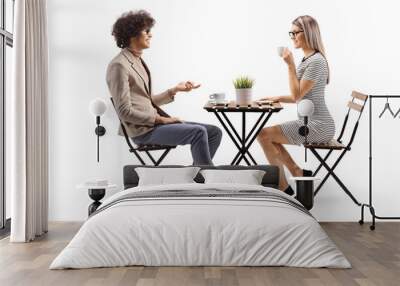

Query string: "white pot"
[235, 88, 253, 105]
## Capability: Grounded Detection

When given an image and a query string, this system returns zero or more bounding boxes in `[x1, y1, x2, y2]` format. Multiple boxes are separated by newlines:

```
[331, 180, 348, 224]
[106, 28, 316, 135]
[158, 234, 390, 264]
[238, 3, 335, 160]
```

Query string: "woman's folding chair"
[110, 98, 176, 166]
[304, 91, 368, 206]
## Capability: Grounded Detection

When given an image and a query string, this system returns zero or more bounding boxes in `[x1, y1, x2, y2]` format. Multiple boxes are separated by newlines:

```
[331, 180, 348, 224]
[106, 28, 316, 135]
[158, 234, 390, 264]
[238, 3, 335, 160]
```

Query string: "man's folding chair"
[305, 91, 368, 206]
[110, 98, 176, 166]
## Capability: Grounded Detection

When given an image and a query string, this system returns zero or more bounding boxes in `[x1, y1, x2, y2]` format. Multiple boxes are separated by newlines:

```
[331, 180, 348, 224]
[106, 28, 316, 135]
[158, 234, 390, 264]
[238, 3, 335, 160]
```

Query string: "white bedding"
[50, 183, 350, 269]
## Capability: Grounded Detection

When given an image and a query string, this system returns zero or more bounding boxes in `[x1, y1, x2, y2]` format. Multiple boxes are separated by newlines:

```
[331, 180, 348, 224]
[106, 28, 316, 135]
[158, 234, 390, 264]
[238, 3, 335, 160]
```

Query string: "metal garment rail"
[359, 95, 400, 230]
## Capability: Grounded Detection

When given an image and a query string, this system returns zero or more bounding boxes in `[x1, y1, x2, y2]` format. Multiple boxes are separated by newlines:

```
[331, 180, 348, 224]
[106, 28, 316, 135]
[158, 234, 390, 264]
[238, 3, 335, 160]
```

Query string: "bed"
[50, 165, 350, 269]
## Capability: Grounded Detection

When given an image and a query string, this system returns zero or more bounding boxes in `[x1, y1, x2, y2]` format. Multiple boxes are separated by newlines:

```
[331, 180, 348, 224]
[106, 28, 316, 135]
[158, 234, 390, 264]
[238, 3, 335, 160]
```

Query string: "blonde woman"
[257, 15, 335, 195]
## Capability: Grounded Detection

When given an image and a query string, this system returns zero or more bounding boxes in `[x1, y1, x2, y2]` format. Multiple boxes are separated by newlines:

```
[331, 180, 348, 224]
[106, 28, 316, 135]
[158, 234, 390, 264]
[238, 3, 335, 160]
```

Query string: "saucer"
[209, 100, 229, 105]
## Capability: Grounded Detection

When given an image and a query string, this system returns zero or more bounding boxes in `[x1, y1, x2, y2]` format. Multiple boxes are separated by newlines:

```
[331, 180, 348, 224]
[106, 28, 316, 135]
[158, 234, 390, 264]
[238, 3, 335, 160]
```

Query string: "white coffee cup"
[209, 93, 226, 103]
[277, 46, 286, 57]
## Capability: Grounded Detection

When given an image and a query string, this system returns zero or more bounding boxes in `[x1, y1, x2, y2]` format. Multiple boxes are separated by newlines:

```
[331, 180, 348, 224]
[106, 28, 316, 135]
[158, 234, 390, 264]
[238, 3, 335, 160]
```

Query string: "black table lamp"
[89, 98, 107, 162]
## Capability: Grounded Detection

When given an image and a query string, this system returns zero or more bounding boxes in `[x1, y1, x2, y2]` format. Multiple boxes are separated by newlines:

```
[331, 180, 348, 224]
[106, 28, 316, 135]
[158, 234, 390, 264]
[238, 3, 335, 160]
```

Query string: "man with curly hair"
[106, 10, 222, 165]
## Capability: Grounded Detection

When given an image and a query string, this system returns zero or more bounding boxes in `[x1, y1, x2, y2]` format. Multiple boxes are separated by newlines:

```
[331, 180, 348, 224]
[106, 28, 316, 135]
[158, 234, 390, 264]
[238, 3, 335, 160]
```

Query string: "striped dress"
[280, 52, 335, 145]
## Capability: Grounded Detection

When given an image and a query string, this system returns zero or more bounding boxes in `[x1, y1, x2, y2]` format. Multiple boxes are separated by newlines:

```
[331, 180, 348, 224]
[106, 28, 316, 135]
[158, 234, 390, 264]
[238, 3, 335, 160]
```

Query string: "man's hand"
[174, 81, 201, 93]
[155, 115, 182, 125]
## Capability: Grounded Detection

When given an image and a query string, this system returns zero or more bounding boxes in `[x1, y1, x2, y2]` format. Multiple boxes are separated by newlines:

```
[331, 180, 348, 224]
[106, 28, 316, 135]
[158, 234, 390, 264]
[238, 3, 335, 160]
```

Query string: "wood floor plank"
[0, 222, 399, 286]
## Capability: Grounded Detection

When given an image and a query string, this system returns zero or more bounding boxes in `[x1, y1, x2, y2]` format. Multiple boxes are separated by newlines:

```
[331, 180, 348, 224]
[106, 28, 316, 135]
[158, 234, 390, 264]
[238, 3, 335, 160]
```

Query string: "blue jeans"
[132, 121, 222, 165]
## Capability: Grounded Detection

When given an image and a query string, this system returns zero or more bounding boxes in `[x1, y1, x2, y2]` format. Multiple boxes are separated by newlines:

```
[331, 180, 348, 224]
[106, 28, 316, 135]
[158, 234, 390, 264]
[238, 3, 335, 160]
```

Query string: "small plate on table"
[208, 100, 230, 106]
[255, 99, 274, 105]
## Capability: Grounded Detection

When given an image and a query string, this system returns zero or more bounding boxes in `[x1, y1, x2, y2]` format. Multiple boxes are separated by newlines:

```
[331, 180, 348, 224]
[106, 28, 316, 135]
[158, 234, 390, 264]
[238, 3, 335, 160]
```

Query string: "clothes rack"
[359, 95, 400, 230]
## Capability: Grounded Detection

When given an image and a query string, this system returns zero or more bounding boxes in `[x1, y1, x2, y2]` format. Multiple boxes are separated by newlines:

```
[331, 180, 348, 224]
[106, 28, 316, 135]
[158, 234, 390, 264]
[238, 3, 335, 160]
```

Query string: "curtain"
[9, 0, 48, 242]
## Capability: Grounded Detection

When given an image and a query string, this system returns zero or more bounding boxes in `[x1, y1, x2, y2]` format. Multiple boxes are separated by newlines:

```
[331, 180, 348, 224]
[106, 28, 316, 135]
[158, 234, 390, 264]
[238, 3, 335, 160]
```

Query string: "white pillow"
[200, 169, 266, 185]
[135, 167, 201, 186]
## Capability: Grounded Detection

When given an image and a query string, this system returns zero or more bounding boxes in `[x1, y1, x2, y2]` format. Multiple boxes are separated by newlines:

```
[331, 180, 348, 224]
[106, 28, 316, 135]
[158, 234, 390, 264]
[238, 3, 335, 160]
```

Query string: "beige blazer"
[106, 48, 174, 138]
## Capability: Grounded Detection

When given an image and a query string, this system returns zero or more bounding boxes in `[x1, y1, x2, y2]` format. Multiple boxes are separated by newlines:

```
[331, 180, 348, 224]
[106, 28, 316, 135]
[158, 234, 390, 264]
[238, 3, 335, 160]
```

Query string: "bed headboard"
[123, 165, 280, 190]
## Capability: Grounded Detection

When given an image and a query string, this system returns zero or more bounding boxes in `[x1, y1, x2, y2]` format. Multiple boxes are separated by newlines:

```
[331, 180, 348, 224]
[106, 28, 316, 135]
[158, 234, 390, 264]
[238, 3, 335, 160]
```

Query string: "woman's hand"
[258, 95, 297, 103]
[173, 81, 201, 93]
[281, 48, 295, 67]
[258, 96, 280, 102]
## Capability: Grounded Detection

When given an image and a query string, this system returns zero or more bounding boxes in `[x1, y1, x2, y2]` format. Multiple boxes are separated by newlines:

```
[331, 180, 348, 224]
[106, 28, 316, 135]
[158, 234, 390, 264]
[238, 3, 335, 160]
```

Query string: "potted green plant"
[233, 76, 254, 105]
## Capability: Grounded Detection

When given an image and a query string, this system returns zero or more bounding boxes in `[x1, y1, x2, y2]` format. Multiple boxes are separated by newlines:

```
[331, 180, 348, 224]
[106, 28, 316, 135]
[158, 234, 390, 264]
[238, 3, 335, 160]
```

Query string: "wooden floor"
[0, 222, 399, 286]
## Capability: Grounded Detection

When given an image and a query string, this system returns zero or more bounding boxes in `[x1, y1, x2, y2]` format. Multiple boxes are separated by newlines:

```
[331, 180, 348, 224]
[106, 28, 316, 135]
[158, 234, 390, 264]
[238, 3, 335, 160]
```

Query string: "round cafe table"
[203, 100, 283, 165]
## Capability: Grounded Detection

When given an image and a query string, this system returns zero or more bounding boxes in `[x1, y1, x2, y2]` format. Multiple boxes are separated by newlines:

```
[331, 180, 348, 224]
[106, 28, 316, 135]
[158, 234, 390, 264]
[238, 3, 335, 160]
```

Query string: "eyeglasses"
[288, 30, 303, 39]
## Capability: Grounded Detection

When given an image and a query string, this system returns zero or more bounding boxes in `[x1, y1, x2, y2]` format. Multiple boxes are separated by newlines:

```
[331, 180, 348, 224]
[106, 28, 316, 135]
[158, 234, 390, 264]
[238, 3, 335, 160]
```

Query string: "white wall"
[48, 0, 400, 221]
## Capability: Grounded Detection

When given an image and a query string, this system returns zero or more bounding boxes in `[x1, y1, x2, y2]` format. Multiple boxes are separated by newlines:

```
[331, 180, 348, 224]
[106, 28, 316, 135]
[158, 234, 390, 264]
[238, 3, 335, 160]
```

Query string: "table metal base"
[212, 110, 273, 165]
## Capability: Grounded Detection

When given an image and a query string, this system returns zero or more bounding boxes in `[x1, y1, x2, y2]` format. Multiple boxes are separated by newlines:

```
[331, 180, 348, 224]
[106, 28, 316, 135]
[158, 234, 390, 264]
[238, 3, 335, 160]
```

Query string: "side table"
[289, 177, 320, 210]
[77, 183, 117, 216]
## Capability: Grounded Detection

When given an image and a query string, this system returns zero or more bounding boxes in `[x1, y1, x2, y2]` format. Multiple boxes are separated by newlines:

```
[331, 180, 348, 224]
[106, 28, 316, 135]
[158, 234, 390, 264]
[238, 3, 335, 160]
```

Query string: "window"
[0, 0, 14, 236]
[5, 0, 13, 33]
